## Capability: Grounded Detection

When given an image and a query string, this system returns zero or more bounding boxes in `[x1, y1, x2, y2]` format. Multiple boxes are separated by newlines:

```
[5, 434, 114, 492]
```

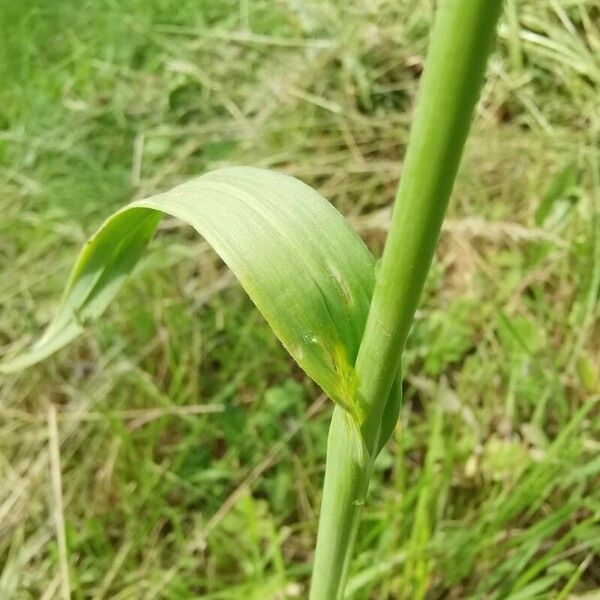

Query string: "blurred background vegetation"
[0, 0, 599, 598]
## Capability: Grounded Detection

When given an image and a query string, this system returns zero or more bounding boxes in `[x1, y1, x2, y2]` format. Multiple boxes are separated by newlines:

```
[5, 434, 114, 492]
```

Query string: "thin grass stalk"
[309, 2, 504, 598]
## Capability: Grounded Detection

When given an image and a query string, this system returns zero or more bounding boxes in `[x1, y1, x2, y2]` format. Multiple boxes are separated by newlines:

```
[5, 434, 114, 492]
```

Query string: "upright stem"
[310, 2, 503, 598]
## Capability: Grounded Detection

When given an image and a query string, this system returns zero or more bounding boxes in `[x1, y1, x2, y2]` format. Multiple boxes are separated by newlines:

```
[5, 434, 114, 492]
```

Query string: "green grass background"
[1, 0, 599, 598]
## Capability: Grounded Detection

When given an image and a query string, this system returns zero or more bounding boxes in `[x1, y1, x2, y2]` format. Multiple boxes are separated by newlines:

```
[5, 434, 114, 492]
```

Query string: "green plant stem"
[309, 2, 503, 598]
[309, 407, 367, 594]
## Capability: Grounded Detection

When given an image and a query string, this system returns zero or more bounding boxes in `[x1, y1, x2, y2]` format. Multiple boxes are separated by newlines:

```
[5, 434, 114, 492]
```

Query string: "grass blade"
[1, 167, 381, 420]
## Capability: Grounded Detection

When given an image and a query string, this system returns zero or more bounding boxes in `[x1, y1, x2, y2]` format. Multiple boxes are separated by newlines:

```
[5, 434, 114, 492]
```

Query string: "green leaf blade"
[2, 167, 375, 416]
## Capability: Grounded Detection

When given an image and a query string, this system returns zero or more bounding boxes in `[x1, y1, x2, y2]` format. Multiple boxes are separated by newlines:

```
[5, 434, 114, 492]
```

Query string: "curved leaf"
[2, 167, 379, 419]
